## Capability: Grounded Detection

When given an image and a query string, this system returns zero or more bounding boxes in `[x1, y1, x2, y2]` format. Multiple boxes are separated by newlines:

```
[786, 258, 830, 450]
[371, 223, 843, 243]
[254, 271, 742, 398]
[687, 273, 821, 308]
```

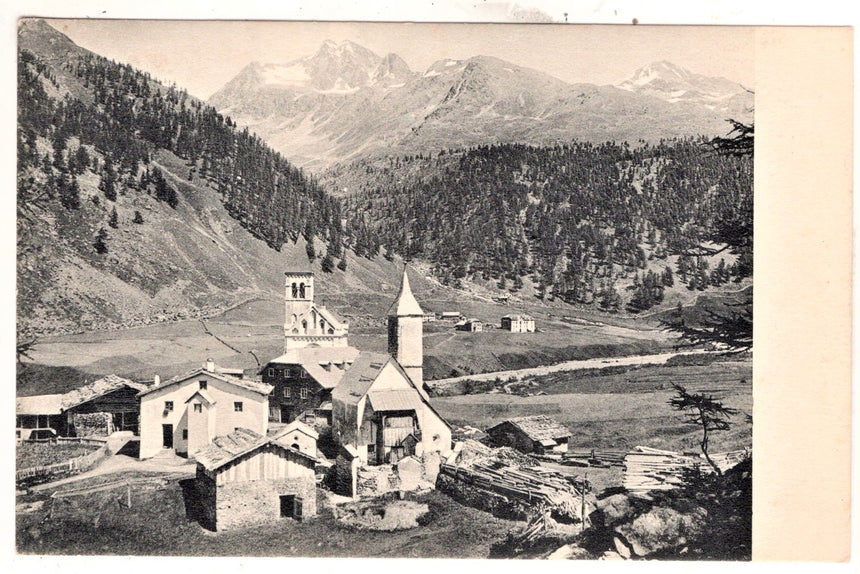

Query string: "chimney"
[205, 358, 215, 372]
[153, 374, 161, 387]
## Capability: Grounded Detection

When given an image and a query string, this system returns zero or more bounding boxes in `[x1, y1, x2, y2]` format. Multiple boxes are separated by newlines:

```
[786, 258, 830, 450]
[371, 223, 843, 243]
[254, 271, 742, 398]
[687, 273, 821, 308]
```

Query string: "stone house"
[456, 318, 483, 332]
[271, 419, 319, 457]
[260, 345, 359, 425]
[501, 314, 536, 333]
[138, 361, 272, 459]
[486, 415, 571, 454]
[193, 427, 317, 531]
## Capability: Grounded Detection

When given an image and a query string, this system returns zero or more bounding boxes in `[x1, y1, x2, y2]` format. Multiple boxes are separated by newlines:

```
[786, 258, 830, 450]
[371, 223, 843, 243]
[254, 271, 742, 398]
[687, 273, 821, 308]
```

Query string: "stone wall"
[357, 465, 399, 497]
[213, 477, 316, 531]
[72, 412, 114, 437]
[335, 452, 359, 497]
[195, 467, 218, 531]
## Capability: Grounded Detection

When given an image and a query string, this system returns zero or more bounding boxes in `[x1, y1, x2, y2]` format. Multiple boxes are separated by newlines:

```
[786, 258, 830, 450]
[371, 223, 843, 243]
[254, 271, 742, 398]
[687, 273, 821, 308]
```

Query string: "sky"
[46, 19, 755, 101]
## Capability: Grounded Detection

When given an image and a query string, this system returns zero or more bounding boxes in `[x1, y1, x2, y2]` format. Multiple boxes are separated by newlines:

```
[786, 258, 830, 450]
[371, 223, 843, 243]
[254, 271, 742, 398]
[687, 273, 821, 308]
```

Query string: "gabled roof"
[316, 305, 348, 328]
[331, 352, 392, 405]
[331, 352, 450, 429]
[194, 428, 317, 471]
[139, 368, 272, 398]
[272, 419, 319, 442]
[368, 389, 424, 412]
[184, 389, 216, 405]
[262, 345, 359, 389]
[289, 303, 347, 331]
[17, 375, 149, 415]
[488, 415, 571, 442]
[61, 375, 149, 410]
[388, 268, 423, 317]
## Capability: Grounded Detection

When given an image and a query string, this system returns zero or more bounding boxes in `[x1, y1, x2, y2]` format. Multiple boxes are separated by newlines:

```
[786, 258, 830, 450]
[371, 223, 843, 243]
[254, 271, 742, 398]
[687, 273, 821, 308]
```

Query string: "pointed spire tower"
[388, 266, 424, 386]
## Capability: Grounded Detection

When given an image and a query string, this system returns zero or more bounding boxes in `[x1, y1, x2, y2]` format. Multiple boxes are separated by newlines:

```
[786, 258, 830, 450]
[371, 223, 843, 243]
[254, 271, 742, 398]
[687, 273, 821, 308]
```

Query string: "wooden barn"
[193, 428, 318, 531]
[16, 375, 148, 437]
[486, 415, 571, 455]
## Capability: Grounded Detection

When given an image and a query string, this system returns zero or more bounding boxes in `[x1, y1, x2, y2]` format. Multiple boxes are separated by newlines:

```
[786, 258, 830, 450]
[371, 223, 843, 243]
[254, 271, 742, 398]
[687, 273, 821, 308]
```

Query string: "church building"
[260, 270, 358, 424]
[282, 270, 350, 350]
[332, 269, 452, 465]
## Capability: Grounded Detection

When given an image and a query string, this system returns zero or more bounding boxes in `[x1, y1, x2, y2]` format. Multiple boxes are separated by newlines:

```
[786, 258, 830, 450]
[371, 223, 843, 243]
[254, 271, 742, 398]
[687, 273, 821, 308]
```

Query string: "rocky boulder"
[614, 505, 707, 557]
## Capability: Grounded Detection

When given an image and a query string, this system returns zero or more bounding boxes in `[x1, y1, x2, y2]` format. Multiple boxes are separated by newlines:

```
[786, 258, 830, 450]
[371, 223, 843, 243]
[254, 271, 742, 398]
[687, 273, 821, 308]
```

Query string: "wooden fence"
[21, 436, 108, 447]
[16, 440, 109, 484]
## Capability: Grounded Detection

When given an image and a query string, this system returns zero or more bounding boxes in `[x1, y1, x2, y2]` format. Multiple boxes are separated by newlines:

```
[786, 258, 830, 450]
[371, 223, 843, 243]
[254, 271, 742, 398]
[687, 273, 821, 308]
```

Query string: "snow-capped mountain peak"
[617, 61, 748, 104]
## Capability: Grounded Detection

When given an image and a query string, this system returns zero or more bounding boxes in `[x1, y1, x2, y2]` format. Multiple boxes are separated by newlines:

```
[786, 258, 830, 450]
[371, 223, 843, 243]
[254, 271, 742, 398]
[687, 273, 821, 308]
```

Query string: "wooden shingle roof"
[489, 415, 571, 442]
[194, 428, 317, 472]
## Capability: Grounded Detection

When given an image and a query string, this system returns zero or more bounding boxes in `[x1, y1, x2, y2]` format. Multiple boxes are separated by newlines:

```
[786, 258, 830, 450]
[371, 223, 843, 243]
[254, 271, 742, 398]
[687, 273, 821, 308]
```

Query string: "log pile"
[438, 459, 585, 522]
[623, 446, 749, 492]
[623, 446, 696, 492]
[565, 448, 627, 467]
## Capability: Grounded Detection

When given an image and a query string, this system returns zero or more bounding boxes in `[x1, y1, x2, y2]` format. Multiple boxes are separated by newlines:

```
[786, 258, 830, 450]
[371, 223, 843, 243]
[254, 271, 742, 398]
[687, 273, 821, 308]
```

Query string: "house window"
[234, 402, 243, 412]
[300, 387, 308, 400]
[164, 401, 174, 412]
[267, 367, 274, 377]
[283, 387, 291, 398]
[182, 429, 188, 440]
[199, 380, 207, 390]
[193, 404, 202, 413]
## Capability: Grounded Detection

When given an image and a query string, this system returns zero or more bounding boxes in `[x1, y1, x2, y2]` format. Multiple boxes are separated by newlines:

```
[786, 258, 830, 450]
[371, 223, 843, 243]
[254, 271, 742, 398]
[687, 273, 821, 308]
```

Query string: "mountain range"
[15, 20, 420, 337]
[209, 40, 753, 170]
[16, 20, 752, 339]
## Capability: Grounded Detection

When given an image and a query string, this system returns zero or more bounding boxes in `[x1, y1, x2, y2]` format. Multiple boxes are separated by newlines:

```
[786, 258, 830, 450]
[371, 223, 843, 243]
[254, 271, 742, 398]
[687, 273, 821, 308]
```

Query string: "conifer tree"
[93, 227, 109, 254]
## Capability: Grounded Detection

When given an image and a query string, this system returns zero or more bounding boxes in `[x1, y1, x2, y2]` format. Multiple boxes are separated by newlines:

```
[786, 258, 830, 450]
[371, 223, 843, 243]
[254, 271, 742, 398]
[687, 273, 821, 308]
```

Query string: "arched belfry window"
[291, 283, 298, 298]
[302, 320, 307, 333]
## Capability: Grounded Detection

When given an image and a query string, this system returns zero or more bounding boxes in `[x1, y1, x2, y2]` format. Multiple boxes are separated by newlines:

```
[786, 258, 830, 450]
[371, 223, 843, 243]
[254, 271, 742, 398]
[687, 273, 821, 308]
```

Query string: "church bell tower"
[388, 267, 424, 386]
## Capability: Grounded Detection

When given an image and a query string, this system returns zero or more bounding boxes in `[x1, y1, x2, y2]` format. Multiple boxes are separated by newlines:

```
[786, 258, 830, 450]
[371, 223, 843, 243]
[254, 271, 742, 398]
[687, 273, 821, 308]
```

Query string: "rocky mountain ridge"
[209, 41, 754, 170]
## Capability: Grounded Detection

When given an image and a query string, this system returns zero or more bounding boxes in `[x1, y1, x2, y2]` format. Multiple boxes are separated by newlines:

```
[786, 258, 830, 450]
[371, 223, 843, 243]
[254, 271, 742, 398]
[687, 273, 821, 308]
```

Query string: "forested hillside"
[17, 20, 348, 335]
[18, 24, 343, 253]
[334, 139, 752, 313]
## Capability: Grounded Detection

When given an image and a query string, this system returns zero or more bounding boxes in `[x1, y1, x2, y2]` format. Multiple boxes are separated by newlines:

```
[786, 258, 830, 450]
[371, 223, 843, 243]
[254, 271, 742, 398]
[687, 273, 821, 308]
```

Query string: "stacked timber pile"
[623, 446, 750, 492]
[437, 455, 589, 523]
[565, 448, 627, 467]
[623, 447, 696, 492]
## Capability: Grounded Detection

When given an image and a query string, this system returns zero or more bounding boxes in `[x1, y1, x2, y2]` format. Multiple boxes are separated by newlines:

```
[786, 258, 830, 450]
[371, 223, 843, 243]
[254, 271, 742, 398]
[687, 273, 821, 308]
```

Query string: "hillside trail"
[29, 448, 195, 493]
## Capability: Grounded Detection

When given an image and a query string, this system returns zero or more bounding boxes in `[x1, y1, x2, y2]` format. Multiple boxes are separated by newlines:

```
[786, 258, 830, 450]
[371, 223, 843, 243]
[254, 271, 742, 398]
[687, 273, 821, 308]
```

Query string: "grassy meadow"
[431, 359, 752, 454]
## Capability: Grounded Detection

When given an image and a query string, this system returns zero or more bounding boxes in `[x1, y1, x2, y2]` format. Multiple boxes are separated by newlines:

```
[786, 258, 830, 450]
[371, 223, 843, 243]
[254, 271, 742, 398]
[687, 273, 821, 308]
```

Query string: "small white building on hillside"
[138, 361, 272, 459]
